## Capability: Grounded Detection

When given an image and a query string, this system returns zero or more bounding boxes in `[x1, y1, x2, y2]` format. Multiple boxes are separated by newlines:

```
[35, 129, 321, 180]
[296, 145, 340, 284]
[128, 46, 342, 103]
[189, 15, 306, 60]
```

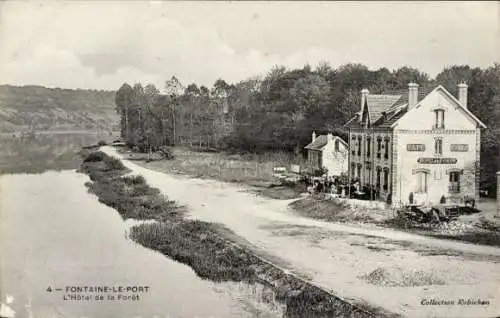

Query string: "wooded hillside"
[0, 85, 119, 132]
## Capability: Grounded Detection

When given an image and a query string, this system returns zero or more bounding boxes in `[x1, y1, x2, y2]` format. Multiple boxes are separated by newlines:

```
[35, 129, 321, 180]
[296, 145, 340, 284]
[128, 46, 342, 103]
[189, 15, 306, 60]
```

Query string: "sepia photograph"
[0, 1, 499, 317]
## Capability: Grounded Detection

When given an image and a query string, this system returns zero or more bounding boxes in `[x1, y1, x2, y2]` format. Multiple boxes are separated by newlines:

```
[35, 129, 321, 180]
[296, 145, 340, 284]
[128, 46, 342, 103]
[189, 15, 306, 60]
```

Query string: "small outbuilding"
[304, 131, 348, 177]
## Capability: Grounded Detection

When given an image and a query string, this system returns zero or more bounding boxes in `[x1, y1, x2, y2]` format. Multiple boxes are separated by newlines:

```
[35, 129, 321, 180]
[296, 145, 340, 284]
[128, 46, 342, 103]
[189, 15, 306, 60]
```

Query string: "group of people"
[303, 175, 392, 203]
[304, 175, 347, 197]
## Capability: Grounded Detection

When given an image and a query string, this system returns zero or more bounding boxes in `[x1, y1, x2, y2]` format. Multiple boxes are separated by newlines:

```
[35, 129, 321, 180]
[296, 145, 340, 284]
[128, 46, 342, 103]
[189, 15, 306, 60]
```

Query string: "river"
[0, 169, 283, 318]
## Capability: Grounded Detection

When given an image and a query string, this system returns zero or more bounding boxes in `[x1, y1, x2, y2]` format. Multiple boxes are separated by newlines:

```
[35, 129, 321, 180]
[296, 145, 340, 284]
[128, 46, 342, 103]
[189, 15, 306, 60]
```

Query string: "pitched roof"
[345, 85, 438, 129]
[304, 135, 328, 150]
[366, 94, 403, 124]
[304, 134, 346, 150]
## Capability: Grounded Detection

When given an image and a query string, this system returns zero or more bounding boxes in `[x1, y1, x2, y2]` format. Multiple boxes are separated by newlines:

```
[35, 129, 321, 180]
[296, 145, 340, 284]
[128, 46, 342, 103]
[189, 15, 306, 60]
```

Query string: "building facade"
[305, 132, 348, 177]
[345, 83, 486, 206]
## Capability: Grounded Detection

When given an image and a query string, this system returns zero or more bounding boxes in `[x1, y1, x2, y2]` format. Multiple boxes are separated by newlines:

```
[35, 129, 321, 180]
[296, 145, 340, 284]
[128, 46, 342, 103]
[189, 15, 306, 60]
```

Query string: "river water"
[0, 170, 283, 318]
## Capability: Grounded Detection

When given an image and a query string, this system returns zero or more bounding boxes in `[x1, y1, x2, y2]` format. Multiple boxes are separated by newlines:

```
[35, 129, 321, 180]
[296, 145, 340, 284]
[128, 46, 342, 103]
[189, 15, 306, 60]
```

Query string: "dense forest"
[0, 85, 119, 132]
[116, 63, 498, 193]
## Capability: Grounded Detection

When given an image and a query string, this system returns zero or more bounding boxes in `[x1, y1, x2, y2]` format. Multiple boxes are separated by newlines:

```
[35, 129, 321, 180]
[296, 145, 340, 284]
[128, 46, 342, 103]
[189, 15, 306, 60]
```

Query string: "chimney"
[458, 82, 468, 109]
[327, 132, 333, 140]
[312, 131, 316, 142]
[408, 82, 419, 110]
[360, 88, 369, 121]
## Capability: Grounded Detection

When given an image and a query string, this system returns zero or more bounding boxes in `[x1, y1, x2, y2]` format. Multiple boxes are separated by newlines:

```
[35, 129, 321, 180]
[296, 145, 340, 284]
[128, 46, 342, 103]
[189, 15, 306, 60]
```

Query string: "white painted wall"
[395, 87, 477, 131]
[322, 136, 348, 176]
[393, 88, 479, 205]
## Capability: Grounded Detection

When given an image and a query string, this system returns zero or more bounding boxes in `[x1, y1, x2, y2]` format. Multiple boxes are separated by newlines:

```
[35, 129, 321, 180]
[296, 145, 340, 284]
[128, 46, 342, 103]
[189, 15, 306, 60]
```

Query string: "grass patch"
[128, 147, 305, 200]
[289, 197, 389, 223]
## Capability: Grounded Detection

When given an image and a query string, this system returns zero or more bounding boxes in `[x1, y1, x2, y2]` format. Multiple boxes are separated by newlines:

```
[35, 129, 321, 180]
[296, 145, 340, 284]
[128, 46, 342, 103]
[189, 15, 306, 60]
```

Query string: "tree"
[115, 83, 133, 139]
[164, 76, 184, 97]
[435, 65, 482, 96]
[164, 76, 185, 145]
[392, 66, 430, 88]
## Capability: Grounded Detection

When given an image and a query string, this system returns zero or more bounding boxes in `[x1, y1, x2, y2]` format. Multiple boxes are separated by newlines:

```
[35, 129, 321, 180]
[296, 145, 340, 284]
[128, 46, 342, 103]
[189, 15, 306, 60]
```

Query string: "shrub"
[159, 146, 175, 160]
[83, 151, 106, 162]
[103, 156, 125, 170]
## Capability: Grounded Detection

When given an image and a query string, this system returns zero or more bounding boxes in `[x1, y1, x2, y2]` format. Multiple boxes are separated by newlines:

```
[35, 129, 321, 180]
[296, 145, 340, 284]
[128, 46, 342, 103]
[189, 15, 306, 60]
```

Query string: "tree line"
[115, 63, 499, 193]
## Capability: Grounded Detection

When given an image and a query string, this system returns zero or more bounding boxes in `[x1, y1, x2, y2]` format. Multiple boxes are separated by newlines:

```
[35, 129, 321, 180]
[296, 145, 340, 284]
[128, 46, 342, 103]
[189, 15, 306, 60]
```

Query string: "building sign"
[450, 144, 469, 152]
[407, 144, 425, 151]
[417, 157, 457, 164]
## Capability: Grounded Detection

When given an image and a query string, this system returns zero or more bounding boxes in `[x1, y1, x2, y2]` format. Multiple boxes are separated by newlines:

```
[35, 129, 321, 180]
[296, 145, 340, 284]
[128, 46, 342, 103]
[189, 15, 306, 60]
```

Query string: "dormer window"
[434, 109, 445, 129]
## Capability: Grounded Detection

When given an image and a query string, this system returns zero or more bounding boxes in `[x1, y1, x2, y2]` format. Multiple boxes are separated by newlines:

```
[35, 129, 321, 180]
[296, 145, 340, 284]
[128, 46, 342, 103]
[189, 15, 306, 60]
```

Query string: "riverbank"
[79, 150, 388, 318]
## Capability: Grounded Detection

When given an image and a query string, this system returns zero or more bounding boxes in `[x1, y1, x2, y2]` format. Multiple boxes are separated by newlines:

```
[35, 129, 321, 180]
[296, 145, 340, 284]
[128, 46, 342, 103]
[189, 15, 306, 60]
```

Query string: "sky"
[0, 1, 498, 91]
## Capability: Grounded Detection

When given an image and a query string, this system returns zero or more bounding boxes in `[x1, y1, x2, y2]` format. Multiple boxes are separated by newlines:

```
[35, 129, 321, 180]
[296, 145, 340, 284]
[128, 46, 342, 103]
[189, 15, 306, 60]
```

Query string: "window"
[335, 140, 340, 152]
[376, 167, 381, 189]
[366, 137, 371, 157]
[357, 136, 362, 156]
[383, 168, 389, 191]
[351, 163, 356, 179]
[435, 138, 443, 155]
[366, 165, 371, 184]
[351, 136, 356, 156]
[357, 164, 362, 181]
[416, 171, 429, 193]
[384, 138, 390, 160]
[376, 138, 382, 159]
[449, 171, 461, 193]
[434, 109, 445, 129]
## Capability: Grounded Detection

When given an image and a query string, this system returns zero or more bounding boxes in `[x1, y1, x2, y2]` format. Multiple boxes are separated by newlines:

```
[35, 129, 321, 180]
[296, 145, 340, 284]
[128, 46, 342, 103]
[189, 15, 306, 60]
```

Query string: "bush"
[103, 156, 126, 170]
[97, 140, 107, 146]
[159, 146, 175, 160]
[83, 151, 106, 162]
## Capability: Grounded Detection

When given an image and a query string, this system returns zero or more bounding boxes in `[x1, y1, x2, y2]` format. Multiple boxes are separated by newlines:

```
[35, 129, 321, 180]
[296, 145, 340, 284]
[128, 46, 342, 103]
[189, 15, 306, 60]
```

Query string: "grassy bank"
[121, 147, 306, 200]
[290, 197, 500, 247]
[79, 150, 387, 318]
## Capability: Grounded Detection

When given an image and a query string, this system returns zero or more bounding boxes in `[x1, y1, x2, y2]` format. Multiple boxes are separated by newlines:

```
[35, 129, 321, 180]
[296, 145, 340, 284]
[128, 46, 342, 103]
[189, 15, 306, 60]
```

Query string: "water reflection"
[0, 132, 112, 174]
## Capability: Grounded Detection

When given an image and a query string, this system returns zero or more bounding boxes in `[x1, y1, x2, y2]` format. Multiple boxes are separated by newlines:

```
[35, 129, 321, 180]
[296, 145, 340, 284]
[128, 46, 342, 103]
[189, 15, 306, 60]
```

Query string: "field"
[125, 147, 308, 199]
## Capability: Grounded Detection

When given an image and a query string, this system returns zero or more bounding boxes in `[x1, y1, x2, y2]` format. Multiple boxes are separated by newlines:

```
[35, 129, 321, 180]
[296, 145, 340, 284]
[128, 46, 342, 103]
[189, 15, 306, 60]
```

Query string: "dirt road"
[102, 147, 500, 318]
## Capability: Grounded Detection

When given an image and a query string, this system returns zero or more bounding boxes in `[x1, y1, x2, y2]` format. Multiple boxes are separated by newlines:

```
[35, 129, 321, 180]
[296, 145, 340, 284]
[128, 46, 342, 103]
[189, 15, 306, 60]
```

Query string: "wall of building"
[307, 150, 321, 171]
[393, 88, 480, 206]
[322, 137, 348, 176]
[348, 129, 392, 200]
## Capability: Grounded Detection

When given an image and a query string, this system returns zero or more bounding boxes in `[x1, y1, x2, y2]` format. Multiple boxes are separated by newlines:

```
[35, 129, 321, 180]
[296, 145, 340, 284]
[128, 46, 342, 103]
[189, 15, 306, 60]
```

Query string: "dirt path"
[102, 147, 500, 318]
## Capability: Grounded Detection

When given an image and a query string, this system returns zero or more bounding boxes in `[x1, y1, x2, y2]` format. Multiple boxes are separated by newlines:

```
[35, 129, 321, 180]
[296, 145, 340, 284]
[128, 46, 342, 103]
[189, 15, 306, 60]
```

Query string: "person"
[354, 181, 360, 192]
